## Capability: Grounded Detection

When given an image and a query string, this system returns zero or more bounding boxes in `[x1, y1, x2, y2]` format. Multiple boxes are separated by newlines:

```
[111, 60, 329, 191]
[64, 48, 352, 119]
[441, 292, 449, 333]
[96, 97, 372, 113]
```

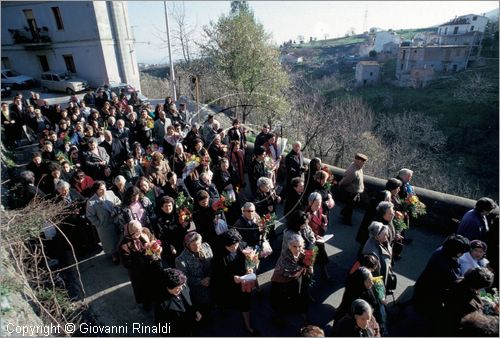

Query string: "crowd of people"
[2, 88, 499, 337]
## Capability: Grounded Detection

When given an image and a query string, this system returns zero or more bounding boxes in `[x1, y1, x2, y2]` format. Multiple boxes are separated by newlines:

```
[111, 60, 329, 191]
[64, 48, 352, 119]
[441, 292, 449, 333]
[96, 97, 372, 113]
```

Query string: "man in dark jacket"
[457, 197, 498, 242]
[100, 130, 127, 174]
[285, 141, 307, 195]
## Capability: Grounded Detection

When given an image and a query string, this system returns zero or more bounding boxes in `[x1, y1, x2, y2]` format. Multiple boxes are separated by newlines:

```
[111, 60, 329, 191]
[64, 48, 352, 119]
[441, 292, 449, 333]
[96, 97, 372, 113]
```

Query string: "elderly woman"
[154, 268, 202, 336]
[193, 170, 220, 203]
[306, 192, 331, 281]
[112, 175, 130, 202]
[117, 186, 156, 229]
[145, 151, 171, 181]
[55, 180, 94, 255]
[86, 181, 122, 264]
[169, 142, 188, 177]
[271, 234, 311, 325]
[335, 267, 388, 335]
[332, 299, 380, 337]
[254, 176, 281, 217]
[357, 190, 391, 247]
[119, 220, 162, 310]
[82, 137, 110, 180]
[162, 171, 190, 200]
[213, 229, 258, 335]
[283, 211, 316, 254]
[175, 232, 214, 316]
[458, 240, 490, 276]
[361, 222, 393, 289]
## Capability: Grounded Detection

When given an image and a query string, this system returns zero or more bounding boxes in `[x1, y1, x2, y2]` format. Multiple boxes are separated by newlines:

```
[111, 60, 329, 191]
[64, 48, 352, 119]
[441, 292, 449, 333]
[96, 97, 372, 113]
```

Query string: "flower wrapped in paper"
[182, 155, 201, 180]
[393, 211, 409, 232]
[479, 288, 499, 315]
[372, 275, 386, 301]
[402, 194, 427, 219]
[242, 246, 260, 272]
[175, 192, 193, 224]
[221, 190, 236, 206]
[212, 195, 228, 213]
[259, 212, 277, 240]
[145, 239, 162, 260]
[301, 245, 319, 267]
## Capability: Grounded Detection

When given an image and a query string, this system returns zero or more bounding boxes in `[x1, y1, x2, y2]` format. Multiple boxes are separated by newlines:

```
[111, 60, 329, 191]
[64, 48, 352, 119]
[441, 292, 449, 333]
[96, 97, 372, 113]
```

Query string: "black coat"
[154, 285, 198, 336]
[100, 138, 127, 171]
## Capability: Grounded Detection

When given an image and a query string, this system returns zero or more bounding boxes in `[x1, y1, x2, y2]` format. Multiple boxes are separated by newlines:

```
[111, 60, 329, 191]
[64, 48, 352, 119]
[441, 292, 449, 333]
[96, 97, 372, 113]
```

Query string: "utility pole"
[164, 1, 177, 101]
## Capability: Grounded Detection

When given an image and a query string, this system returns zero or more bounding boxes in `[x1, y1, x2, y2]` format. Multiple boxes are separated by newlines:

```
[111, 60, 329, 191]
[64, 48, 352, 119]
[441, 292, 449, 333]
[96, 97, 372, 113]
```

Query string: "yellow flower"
[372, 276, 384, 283]
[410, 195, 418, 204]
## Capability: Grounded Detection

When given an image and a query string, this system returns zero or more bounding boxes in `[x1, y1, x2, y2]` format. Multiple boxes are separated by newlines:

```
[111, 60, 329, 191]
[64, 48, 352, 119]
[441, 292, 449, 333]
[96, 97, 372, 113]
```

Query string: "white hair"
[114, 175, 126, 185]
[257, 176, 273, 189]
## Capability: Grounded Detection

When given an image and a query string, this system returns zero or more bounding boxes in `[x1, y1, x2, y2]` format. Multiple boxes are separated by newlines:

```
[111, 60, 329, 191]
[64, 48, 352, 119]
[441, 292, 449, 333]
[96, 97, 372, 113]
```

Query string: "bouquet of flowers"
[321, 166, 338, 192]
[259, 213, 277, 239]
[145, 239, 162, 260]
[221, 190, 236, 207]
[241, 246, 260, 272]
[372, 275, 386, 301]
[393, 211, 409, 232]
[212, 195, 228, 213]
[175, 192, 193, 224]
[402, 194, 427, 219]
[182, 154, 201, 179]
[479, 288, 499, 315]
[301, 245, 319, 267]
[264, 155, 276, 175]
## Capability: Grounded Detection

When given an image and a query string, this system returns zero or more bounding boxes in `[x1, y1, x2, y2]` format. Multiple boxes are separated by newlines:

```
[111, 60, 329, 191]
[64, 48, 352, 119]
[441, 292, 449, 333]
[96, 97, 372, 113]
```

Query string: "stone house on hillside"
[1, 1, 140, 89]
[395, 13, 488, 87]
[374, 31, 400, 52]
[355, 61, 380, 86]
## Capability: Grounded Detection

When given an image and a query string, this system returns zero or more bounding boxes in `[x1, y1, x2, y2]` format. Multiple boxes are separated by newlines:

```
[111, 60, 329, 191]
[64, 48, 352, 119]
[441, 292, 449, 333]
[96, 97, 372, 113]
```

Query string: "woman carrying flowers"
[270, 234, 310, 326]
[119, 220, 163, 311]
[175, 232, 214, 317]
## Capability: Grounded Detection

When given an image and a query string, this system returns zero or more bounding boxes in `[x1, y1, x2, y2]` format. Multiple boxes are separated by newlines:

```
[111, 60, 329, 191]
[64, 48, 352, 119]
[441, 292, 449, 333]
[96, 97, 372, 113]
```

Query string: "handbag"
[258, 240, 273, 259]
[386, 272, 397, 291]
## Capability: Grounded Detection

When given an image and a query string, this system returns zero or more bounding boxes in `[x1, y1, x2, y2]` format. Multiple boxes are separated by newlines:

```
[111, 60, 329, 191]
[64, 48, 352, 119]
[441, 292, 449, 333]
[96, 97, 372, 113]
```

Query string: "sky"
[127, 1, 499, 64]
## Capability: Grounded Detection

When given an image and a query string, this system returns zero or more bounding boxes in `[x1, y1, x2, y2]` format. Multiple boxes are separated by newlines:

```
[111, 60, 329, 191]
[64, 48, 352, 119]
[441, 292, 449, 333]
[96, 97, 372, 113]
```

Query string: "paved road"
[71, 190, 446, 337]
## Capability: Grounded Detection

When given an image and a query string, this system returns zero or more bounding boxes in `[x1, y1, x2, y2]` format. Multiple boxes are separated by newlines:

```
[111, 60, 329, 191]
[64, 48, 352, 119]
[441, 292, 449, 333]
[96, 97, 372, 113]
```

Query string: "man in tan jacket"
[339, 153, 368, 225]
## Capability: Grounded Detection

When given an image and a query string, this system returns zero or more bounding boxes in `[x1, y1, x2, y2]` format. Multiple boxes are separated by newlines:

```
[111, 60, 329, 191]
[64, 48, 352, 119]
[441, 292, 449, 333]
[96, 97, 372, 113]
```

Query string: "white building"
[437, 14, 489, 44]
[374, 31, 400, 52]
[1, 1, 140, 89]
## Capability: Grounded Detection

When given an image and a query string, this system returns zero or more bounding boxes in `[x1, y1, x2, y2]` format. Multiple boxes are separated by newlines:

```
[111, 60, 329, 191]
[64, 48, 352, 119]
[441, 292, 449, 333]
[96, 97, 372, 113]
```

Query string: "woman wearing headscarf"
[361, 222, 393, 289]
[175, 232, 214, 317]
[270, 234, 311, 326]
[154, 268, 202, 336]
[119, 220, 163, 310]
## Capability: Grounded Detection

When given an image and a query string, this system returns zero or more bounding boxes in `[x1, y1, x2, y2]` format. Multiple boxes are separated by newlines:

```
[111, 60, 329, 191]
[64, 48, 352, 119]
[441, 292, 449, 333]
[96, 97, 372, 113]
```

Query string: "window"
[51, 7, 64, 30]
[1, 57, 11, 69]
[369, 72, 373, 77]
[453, 26, 459, 34]
[470, 26, 475, 31]
[444, 27, 448, 35]
[473, 16, 477, 21]
[37, 55, 50, 71]
[63, 55, 76, 73]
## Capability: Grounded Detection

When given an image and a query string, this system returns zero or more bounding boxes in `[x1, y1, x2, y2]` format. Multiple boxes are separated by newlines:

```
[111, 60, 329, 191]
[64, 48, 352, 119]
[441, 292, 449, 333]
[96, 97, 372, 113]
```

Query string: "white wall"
[374, 32, 400, 52]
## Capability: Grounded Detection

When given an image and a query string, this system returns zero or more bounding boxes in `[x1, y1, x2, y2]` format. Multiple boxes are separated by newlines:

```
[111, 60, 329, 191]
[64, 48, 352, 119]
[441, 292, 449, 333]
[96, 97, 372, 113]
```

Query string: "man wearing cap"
[457, 197, 498, 242]
[339, 153, 368, 225]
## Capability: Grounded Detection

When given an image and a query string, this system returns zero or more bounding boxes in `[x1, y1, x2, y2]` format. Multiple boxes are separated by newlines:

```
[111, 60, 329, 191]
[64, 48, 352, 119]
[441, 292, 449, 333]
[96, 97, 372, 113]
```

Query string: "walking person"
[339, 153, 368, 226]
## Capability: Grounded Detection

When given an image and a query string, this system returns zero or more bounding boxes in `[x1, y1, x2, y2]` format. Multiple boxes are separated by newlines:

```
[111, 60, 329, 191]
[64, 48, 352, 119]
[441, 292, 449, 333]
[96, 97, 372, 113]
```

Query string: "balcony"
[7, 26, 51, 49]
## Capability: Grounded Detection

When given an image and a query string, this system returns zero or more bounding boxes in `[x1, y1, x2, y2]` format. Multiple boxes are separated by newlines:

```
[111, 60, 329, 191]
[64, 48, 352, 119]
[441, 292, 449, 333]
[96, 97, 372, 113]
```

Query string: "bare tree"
[170, 2, 199, 64]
